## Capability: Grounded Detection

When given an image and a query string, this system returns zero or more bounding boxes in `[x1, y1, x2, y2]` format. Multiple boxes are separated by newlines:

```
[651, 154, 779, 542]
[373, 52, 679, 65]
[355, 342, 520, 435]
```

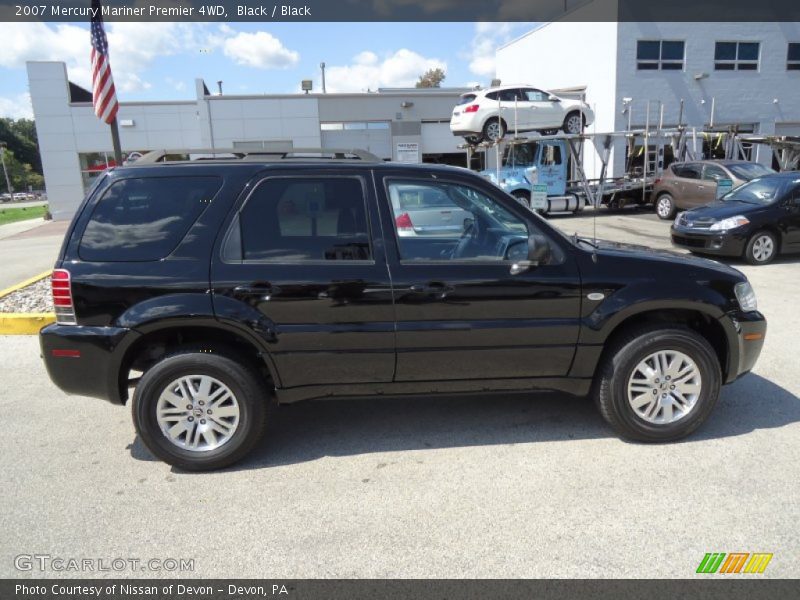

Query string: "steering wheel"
[449, 218, 480, 259]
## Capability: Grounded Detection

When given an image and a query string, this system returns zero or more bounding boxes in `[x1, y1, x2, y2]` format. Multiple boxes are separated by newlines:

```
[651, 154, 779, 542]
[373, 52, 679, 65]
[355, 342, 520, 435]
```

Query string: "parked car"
[652, 160, 775, 220]
[41, 153, 765, 470]
[450, 85, 595, 143]
[671, 171, 800, 264]
[0, 193, 11, 203]
[389, 182, 473, 237]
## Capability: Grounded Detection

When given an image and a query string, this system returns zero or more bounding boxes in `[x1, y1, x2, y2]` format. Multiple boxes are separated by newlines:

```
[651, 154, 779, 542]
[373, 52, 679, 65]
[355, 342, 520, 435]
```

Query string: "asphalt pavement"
[0, 209, 797, 579]
[0, 220, 67, 290]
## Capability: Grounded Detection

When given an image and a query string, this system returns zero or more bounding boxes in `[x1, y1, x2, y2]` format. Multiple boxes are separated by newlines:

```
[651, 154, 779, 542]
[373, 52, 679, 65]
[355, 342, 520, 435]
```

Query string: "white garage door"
[421, 121, 462, 154]
[321, 122, 392, 160]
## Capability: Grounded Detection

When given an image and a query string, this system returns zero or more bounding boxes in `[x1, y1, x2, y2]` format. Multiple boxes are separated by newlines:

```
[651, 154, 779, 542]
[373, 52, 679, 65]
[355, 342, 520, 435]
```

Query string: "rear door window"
[674, 164, 701, 179]
[237, 177, 372, 262]
[79, 176, 222, 262]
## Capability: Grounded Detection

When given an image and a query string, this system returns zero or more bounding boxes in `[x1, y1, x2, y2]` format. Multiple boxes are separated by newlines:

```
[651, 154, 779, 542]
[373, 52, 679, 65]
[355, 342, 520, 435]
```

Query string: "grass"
[0, 205, 48, 226]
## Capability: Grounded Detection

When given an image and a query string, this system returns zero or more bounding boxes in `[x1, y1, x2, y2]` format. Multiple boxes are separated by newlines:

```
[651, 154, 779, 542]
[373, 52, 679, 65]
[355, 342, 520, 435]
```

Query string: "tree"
[0, 117, 43, 191]
[0, 148, 44, 192]
[416, 68, 446, 88]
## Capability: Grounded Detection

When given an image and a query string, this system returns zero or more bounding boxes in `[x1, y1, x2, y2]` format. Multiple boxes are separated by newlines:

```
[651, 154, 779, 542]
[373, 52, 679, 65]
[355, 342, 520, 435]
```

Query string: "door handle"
[233, 284, 275, 301]
[409, 283, 454, 299]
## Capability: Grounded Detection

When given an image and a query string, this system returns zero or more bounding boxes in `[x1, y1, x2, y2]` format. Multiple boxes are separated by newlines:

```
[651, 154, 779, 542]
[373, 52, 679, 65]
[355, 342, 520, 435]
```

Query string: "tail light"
[464, 104, 480, 113]
[51, 269, 76, 325]
[654, 178, 662, 185]
[395, 212, 414, 233]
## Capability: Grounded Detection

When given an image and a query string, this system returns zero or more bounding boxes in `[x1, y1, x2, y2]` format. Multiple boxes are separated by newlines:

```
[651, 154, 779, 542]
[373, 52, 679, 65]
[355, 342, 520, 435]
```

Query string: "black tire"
[594, 325, 721, 442]
[482, 117, 505, 143]
[655, 193, 676, 220]
[464, 134, 482, 145]
[511, 190, 531, 209]
[743, 230, 778, 265]
[562, 111, 584, 135]
[132, 347, 271, 471]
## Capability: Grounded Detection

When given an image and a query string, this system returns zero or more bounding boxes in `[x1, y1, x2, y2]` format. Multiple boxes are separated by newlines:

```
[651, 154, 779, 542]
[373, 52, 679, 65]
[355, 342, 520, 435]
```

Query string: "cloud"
[0, 21, 201, 93]
[0, 93, 33, 119]
[465, 22, 535, 79]
[324, 49, 446, 92]
[222, 31, 300, 69]
[0, 22, 298, 95]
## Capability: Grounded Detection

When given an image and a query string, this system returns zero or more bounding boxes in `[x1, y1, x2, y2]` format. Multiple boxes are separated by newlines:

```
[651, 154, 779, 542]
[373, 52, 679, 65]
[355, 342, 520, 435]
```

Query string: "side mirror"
[548, 94, 561, 102]
[510, 234, 551, 275]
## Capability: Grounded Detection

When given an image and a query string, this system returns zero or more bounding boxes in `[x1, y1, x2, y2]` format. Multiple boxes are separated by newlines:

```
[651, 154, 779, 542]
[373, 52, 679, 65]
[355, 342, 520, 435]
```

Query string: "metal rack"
[134, 148, 382, 164]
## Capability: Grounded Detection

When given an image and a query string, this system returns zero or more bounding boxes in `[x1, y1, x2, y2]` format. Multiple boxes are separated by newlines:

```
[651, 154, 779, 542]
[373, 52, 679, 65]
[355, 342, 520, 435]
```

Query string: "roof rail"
[133, 148, 382, 164]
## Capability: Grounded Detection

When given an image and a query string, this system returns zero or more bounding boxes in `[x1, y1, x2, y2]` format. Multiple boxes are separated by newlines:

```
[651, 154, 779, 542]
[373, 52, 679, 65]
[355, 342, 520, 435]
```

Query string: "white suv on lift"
[450, 85, 594, 143]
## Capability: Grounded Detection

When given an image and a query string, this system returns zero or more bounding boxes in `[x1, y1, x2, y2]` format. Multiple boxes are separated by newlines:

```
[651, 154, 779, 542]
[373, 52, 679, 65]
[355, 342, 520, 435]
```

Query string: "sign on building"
[396, 142, 420, 163]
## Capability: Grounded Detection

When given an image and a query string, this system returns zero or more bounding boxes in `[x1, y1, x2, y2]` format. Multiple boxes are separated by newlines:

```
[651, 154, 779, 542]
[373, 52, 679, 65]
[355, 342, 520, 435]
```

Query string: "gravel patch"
[0, 276, 53, 313]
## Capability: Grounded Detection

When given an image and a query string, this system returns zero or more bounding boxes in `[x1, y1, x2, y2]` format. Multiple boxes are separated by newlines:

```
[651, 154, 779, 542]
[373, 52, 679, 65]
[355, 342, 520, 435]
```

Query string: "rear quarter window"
[79, 176, 222, 262]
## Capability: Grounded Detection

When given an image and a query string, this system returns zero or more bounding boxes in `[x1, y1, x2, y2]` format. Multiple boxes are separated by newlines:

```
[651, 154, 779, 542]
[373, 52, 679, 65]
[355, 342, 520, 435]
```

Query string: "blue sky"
[0, 21, 535, 118]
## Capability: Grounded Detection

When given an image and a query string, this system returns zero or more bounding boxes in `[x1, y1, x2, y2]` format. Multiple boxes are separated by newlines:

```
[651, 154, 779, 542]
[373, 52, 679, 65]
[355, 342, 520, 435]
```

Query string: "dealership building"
[28, 18, 800, 218]
[496, 19, 800, 178]
[26, 61, 470, 220]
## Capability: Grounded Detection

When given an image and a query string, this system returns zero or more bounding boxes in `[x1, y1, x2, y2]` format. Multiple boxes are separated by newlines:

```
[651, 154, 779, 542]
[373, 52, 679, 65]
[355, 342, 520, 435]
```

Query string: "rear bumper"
[671, 225, 748, 257]
[723, 310, 767, 383]
[40, 323, 140, 405]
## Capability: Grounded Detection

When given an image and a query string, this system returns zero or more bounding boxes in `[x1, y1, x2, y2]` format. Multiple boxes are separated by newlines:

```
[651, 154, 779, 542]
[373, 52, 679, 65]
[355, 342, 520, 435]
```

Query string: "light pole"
[0, 142, 13, 195]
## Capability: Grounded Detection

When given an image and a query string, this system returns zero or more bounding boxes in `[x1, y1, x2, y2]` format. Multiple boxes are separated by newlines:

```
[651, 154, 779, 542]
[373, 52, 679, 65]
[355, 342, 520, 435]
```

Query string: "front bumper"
[723, 309, 767, 383]
[671, 225, 748, 257]
[40, 323, 140, 404]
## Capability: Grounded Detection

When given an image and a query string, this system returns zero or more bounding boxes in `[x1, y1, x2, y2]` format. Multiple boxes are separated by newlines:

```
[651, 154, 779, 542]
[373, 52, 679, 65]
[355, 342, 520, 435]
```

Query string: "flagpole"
[110, 118, 122, 166]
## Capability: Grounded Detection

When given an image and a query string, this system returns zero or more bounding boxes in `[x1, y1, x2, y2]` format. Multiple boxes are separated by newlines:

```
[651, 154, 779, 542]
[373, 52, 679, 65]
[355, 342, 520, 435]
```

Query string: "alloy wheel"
[657, 195, 673, 218]
[752, 235, 775, 262]
[626, 350, 702, 425]
[155, 375, 240, 452]
[485, 120, 503, 142]
[565, 114, 583, 134]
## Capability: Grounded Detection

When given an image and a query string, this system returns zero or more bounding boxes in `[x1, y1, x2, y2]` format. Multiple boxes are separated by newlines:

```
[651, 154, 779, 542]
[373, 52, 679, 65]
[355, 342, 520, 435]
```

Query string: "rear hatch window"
[79, 176, 222, 262]
[457, 94, 477, 105]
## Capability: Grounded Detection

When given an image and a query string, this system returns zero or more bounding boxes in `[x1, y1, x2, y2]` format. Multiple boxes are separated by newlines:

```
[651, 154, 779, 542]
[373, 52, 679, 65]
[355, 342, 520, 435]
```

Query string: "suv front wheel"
[595, 326, 721, 442]
[132, 348, 270, 470]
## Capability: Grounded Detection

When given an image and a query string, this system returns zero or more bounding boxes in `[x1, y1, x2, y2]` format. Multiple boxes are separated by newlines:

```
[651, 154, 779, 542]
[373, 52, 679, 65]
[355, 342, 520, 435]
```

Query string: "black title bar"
[0, 0, 799, 22]
[3, 579, 800, 600]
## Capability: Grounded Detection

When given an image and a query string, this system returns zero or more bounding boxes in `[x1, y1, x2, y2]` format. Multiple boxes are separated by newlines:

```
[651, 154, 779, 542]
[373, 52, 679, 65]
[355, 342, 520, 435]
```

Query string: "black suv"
[41, 150, 766, 470]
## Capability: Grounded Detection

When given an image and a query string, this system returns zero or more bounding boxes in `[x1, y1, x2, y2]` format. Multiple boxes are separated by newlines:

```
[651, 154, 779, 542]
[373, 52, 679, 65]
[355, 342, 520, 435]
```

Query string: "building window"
[788, 43, 800, 70]
[636, 40, 685, 70]
[321, 121, 390, 131]
[714, 42, 760, 70]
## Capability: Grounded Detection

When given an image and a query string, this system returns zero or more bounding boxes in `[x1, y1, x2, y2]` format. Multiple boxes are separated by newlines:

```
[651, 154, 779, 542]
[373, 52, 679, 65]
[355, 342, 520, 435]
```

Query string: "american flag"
[90, 0, 118, 124]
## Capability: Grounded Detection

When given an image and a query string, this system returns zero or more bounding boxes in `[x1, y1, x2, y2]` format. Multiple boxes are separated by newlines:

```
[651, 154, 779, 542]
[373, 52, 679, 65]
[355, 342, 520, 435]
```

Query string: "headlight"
[735, 281, 758, 312]
[709, 215, 750, 231]
[674, 211, 685, 226]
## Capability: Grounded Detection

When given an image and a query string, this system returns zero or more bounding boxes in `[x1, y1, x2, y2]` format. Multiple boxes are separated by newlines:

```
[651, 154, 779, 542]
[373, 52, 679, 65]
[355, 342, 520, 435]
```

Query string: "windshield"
[722, 177, 787, 204]
[728, 163, 775, 180]
[504, 143, 538, 167]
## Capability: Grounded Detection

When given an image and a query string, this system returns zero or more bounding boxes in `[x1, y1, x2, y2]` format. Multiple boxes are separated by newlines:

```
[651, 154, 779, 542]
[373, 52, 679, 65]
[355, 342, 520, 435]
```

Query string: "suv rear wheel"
[482, 118, 505, 143]
[132, 348, 270, 471]
[595, 326, 721, 442]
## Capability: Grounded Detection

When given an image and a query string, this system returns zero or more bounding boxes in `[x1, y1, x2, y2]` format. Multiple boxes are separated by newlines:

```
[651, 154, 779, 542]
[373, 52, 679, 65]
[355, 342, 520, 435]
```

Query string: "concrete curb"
[0, 270, 55, 335]
[0, 313, 55, 335]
